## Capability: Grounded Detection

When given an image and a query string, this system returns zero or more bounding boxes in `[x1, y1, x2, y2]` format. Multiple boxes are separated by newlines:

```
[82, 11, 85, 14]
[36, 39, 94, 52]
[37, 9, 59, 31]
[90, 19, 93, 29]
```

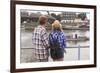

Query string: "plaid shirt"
[32, 25, 49, 60]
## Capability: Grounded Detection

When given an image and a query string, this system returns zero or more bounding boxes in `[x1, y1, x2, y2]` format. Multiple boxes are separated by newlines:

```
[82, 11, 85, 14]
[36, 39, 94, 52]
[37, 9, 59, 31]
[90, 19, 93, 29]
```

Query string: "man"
[32, 15, 49, 62]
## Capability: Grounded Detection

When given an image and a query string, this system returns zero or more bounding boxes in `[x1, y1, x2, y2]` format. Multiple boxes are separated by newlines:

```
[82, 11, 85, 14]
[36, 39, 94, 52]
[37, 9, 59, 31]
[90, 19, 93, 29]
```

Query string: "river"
[21, 28, 90, 48]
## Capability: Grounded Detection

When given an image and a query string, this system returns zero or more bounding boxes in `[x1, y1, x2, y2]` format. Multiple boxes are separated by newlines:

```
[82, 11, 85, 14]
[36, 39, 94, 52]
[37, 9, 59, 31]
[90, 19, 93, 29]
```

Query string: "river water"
[21, 28, 90, 48]
[64, 30, 90, 47]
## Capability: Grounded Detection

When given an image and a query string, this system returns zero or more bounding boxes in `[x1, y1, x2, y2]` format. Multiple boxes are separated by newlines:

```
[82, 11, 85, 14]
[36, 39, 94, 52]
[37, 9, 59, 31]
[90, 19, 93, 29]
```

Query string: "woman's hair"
[52, 20, 63, 31]
[39, 15, 47, 25]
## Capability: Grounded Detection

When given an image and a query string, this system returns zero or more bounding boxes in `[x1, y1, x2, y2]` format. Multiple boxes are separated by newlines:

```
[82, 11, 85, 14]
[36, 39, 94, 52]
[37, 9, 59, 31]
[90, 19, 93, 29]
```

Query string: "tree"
[51, 13, 61, 21]
[56, 14, 61, 21]
[51, 13, 57, 19]
[78, 13, 87, 20]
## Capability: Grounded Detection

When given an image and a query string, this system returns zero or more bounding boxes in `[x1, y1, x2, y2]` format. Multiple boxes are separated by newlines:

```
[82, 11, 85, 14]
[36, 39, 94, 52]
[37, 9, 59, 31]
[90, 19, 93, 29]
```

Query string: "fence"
[65, 46, 89, 60]
[21, 46, 89, 63]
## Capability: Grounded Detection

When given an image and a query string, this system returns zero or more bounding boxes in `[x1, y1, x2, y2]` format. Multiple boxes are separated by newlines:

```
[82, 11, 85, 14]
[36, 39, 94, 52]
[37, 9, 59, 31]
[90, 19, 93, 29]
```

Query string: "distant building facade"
[60, 12, 89, 26]
[61, 12, 77, 23]
[21, 11, 55, 30]
[21, 11, 55, 24]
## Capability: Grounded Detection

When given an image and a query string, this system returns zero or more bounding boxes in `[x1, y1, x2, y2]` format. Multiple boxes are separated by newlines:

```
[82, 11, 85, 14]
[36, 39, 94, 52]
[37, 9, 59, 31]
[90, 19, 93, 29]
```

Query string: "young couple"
[32, 15, 66, 62]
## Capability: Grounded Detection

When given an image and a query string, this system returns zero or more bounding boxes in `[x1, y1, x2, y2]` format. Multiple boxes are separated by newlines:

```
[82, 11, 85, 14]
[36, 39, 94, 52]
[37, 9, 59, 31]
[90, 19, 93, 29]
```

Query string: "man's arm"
[41, 29, 49, 48]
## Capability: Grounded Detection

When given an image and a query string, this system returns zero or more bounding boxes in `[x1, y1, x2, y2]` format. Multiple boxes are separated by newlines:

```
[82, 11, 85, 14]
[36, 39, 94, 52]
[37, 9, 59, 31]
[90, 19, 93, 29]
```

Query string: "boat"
[66, 36, 89, 41]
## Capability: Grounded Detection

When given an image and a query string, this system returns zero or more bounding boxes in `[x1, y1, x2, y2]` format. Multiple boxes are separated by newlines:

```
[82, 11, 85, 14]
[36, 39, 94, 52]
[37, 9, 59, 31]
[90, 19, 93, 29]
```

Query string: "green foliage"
[51, 13, 57, 19]
[78, 13, 87, 20]
[56, 14, 61, 21]
[50, 13, 61, 21]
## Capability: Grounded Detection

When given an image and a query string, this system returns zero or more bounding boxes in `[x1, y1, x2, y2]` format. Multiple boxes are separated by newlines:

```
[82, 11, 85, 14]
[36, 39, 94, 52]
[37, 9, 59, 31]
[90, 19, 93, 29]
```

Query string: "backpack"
[49, 33, 63, 59]
[49, 33, 60, 50]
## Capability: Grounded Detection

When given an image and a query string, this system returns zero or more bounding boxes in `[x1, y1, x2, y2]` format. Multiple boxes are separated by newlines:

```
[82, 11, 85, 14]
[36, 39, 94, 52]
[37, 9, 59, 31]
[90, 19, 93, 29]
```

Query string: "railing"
[66, 46, 89, 60]
[21, 46, 89, 61]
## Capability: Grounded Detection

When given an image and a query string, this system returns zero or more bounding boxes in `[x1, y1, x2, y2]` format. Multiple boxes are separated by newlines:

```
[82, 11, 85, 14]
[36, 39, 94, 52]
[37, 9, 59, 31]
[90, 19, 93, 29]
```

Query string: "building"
[21, 11, 55, 24]
[60, 12, 89, 26]
[61, 12, 77, 23]
[21, 11, 55, 30]
[21, 12, 29, 23]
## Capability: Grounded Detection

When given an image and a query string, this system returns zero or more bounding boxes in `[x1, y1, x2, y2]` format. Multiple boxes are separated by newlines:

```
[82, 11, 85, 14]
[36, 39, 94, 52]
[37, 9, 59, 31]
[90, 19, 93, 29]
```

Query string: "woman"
[49, 20, 66, 61]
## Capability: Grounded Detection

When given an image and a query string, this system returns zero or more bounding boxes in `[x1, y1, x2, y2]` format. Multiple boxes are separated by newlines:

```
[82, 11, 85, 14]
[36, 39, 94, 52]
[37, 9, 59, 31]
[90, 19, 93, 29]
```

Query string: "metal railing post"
[78, 45, 80, 60]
